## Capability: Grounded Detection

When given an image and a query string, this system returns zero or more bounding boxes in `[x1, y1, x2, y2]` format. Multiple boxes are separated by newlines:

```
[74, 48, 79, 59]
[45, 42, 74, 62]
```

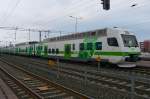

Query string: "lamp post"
[28, 29, 31, 41]
[0, 41, 2, 56]
[14, 27, 18, 55]
[69, 16, 82, 33]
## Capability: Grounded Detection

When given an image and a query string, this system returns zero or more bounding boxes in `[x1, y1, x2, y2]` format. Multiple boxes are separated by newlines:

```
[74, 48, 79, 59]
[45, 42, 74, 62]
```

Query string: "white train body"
[46, 28, 139, 62]
[3, 28, 141, 67]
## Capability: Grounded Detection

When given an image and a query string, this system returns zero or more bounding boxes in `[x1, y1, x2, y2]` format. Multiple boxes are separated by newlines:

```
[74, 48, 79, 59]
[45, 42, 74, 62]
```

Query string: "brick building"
[140, 40, 150, 52]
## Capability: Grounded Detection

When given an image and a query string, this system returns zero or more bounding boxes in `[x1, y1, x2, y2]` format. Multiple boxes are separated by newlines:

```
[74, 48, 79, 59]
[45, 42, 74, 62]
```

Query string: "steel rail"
[3, 55, 150, 98]
[0, 58, 91, 99]
[0, 66, 43, 99]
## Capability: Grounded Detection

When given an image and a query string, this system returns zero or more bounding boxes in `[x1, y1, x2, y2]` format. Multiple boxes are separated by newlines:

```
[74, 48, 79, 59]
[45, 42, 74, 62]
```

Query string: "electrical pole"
[47, 30, 50, 38]
[39, 31, 42, 42]
[0, 41, 2, 56]
[69, 16, 82, 33]
[60, 31, 62, 37]
[14, 27, 18, 43]
[28, 29, 30, 41]
[75, 17, 78, 33]
[14, 27, 18, 52]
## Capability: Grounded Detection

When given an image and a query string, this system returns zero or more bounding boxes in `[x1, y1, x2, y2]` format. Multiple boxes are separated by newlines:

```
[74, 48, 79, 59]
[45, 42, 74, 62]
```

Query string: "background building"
[140, 40, 150, 52]
[139, 42, 144, 52]
[144, 40, 150, 52]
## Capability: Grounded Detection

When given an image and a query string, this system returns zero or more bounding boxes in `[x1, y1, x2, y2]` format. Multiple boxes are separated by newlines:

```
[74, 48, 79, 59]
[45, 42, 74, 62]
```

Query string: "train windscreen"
[121, 34, 138, 47]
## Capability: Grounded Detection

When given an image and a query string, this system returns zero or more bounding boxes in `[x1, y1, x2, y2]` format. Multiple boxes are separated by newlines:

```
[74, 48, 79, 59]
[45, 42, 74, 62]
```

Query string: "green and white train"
[3, 28, 141, 67]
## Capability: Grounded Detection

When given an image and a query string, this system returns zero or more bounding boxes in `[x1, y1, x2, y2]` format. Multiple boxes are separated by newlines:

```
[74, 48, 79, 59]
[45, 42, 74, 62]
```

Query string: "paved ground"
[136, 60, 150, 67]
[0, 78, 18, 99]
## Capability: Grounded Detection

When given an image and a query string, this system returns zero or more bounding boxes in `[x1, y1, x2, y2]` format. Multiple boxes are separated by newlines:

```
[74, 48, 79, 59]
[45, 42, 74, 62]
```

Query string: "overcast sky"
[0, 0, 150, 45]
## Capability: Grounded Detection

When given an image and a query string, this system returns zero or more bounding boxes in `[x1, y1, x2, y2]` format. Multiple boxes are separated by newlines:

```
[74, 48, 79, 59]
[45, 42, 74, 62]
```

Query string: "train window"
[80, 43, 84, 50]
[48, 49, 51, 53]
[91, 32, 96, 36]
[56, 48, 59, 54]
[72, 44, 75, 50]
[121, 34, 138, 47]
[107, 37, 119, 47]
[52, 49, 55, 54]
[87, 43, 93, 50]
[96, 42, 102, 50]
[97, 29, 107, 37]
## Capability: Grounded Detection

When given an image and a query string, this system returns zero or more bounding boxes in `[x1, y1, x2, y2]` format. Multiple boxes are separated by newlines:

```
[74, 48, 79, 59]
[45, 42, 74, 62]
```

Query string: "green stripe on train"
[94, 51, 140, 56]
[54, 51, 140, 56]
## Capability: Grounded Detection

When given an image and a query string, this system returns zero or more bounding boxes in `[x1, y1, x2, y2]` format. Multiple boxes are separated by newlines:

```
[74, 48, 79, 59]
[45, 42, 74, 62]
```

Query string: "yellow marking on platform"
[96, 56, 101, 62]
[37, 86, 49, 91]
[48, 60, 56, 67]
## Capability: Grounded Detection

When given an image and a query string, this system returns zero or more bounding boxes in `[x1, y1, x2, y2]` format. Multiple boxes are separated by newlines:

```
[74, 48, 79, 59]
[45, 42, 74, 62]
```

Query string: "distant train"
[2, 28, 141, 67]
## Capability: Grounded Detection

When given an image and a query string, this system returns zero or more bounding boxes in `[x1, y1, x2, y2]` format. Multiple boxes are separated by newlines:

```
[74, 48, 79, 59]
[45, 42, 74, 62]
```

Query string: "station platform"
[136, 61, 150, 68]
[141, 57, 150, 61]
[0, 78, 18, 99]
[140, 53, 150, 61]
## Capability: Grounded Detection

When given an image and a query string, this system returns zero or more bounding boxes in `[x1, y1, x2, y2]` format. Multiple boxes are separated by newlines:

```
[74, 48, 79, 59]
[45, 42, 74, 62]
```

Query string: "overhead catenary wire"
[1, 0, 22, 25]
[0, 26, 68, 39]
[36, 0, 97, 25]
[0, 1, 149, 38]
[0, 0, 14, 24]
[34, 0, 150, 29]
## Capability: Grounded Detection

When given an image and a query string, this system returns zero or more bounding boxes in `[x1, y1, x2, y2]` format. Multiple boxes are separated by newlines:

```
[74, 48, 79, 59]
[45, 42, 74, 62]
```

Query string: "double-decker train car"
[3, 28, 141, 67]
[15, 41, 38, 56]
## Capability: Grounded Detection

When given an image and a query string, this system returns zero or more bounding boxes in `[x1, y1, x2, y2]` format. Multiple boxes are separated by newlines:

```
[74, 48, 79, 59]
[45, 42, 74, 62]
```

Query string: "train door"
[79, 42, 94, 59]
[33, 44, 36, 56]
[39, 45, 43, 56]
[64, 44, 71, 58]
[36, 45, 42, 56]
[44, 45, 48, 56]
[79, 43, 88, 59]
[29, 46, 33, 56]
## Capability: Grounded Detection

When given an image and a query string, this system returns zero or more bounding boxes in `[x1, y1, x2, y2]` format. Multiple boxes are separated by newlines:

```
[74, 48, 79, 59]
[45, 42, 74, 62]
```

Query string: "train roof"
[43, 28, 132, 43]
[43, 28, 109, 43]
[15, 41, 38, 46]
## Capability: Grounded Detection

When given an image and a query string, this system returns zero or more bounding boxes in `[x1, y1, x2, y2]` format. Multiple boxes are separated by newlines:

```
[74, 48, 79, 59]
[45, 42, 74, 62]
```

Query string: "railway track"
[4, 54, 150, 78]
[0, 84, 8, 99]
[1, 55, 150, 99]
[0, 65, 41, 99]
[0, 59, 91, 99]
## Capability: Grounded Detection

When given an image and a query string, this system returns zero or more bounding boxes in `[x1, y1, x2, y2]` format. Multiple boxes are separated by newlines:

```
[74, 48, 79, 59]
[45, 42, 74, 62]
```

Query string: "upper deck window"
[97, 29, 107, 37]
[107, 37, 119, 47]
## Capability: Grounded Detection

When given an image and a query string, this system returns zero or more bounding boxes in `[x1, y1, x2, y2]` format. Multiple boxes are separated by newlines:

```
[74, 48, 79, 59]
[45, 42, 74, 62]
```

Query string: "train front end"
[118, 31, 141, 67]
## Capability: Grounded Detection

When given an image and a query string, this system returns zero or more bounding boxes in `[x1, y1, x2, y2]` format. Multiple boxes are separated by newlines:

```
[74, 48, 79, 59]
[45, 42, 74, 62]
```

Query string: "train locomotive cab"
[76, 28, 140, 68]
[117, 31, 141, 67]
